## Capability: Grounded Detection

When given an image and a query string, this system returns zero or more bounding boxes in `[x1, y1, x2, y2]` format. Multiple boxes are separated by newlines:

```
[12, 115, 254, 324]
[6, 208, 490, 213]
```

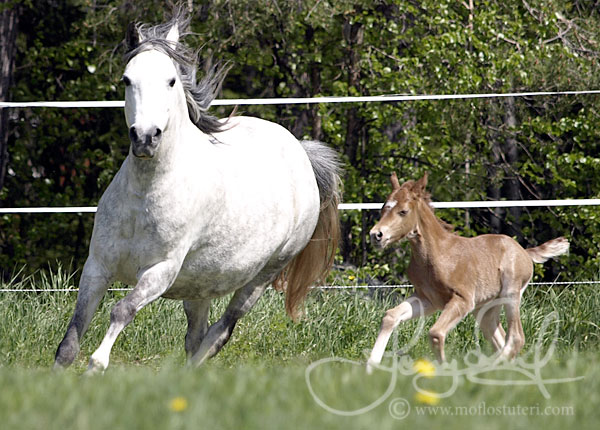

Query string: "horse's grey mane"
[124, 9, 230, 134]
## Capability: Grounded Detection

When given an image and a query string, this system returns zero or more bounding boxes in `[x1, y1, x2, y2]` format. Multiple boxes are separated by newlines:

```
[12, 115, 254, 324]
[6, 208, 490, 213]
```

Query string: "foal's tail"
[526, 237, 570, 263]
[274, 140, 342, 320]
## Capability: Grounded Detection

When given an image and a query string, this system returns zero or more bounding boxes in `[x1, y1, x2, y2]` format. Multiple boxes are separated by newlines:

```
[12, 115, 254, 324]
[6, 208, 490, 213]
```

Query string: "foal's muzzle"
[370, 227, 388, 249]
[129, 125, 162, 159]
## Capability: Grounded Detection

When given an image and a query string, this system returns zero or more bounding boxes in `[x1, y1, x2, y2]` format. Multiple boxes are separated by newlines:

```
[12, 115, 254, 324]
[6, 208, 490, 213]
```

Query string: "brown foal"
[367, 172, 569, 368]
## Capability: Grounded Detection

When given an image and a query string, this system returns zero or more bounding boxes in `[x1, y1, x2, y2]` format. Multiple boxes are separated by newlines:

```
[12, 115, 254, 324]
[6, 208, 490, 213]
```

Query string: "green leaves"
[2, 0, 600, 283]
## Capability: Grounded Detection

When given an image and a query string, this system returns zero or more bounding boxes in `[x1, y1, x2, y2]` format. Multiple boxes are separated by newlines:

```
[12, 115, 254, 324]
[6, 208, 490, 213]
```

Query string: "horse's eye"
[169, 78, 176, 87]
[398, 209, 408, 217]
[122, 76, 131, 87]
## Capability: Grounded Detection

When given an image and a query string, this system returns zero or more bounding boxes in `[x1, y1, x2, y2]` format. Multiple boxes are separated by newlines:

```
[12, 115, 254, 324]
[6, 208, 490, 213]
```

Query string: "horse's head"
[122, 23, 184, 159]
[370, 172, 429, 249]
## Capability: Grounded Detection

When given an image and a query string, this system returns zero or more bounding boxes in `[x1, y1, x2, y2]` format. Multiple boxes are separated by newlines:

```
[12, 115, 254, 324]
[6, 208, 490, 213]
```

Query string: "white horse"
[54, 11, 341, 373]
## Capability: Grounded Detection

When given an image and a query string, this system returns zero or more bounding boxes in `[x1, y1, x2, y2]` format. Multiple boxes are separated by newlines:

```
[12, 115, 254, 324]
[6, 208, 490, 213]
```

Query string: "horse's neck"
[126, 122, 208, 190]
[409, 201, 451, 263]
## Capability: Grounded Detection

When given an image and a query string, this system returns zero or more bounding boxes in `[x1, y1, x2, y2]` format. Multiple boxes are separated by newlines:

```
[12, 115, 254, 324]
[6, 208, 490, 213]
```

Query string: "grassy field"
[0, 267, 599, 429]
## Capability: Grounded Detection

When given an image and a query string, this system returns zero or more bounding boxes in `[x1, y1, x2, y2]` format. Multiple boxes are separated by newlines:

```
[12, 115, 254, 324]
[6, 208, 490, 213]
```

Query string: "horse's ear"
[166, 22, 180, 45]
[415, 172, 429, 193]
[390, 172, 400, 190]
[126, 22, 141, 51]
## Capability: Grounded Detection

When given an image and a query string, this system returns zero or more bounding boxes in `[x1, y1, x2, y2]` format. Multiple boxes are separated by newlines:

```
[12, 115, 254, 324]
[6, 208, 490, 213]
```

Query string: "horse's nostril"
[371, 230, 383, 242]
[154, 128, 162, 138]
[129, 126, 138, 141]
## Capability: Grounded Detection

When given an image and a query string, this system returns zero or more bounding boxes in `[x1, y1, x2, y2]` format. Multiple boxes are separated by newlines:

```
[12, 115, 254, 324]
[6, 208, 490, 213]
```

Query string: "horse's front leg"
[55, 257, 110, 369]
[367, 294, 434, 373]
[86, 260, 179, 374]
[189, 282, 269, 367]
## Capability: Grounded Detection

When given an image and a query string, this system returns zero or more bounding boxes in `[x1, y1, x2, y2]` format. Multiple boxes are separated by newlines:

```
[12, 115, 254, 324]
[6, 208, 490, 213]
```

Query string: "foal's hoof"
[366, 359, 379, 375]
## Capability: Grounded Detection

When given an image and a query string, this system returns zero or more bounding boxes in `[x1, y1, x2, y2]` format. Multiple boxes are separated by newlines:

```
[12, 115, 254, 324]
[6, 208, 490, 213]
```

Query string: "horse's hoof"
[85, 357, 107, 376]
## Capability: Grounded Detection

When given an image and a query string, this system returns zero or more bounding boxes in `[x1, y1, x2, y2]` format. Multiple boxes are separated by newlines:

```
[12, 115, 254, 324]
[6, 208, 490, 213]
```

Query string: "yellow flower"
[169, 396, 188, 412]
[413, 359, 436, 378]
[414, 390, 440, 405]
[348, 275, 356, 281]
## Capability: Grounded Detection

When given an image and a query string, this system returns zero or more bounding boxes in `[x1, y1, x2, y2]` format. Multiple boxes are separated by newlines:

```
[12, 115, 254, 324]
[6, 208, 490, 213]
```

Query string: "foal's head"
[370, 172, 431, 249]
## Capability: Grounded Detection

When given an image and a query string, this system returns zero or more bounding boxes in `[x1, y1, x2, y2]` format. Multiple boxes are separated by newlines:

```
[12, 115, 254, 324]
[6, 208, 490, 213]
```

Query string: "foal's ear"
[166, 22, 180, 45]
[414, 172, 429, 193]
[390, 172, 400, 190]
[126, 22, 141, 51]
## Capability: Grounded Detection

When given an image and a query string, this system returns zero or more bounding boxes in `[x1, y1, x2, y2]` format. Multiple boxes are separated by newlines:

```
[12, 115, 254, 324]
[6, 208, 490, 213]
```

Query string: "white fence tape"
[0, 207, 98, 214]
[2, 89, 600, 109]
[2, 89, 599, 214]
[0, 280, 597, 293]
[2, 199, 600, 214]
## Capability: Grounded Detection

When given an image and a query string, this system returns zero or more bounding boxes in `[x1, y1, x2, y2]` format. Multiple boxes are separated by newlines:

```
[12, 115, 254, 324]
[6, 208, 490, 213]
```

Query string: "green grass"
[0, 356, 597, 430]
[0, 267, 599, 429]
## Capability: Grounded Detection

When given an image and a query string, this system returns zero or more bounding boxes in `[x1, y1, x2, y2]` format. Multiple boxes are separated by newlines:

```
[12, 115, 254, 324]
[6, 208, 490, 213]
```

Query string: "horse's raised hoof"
[85, 357, 107, 376]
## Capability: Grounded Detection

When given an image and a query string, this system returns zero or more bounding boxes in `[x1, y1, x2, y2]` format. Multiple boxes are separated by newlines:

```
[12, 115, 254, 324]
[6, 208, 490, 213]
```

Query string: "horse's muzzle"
[129, 125, 162, 159]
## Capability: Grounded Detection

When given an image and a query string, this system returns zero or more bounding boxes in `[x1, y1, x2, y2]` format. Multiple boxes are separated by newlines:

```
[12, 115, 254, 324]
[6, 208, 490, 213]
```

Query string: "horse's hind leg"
[54, 259, 110, 369]
[183, 299, 211, 361]
[190, 282, 268, 367]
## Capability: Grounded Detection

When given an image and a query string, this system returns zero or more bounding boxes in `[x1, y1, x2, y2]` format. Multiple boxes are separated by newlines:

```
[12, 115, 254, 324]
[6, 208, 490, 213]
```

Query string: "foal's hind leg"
[183, 299, 211, 361]
[367, 295, 434, 373]
[54, 259, 110, 369]
[190, 282, 269, 367]
[500, 293, 525, 360]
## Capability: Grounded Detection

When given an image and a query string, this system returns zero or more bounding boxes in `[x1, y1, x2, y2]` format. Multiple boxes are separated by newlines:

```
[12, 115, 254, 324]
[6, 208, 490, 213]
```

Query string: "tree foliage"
[1, 0, 599, 284]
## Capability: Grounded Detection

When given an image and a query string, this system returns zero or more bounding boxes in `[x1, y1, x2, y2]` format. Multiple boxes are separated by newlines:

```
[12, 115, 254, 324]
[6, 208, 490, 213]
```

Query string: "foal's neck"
[408, 200, 452, 261]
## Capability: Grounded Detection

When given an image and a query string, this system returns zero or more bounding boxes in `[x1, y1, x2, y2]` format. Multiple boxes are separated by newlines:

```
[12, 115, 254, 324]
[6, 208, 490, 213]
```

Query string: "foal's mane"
[402, 180, 455, 233]
[124, 8, 230, 134]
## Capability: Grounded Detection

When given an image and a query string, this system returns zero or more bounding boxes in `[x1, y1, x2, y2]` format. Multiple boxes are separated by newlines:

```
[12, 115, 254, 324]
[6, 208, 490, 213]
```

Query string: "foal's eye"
[169, 78, 176, 87]
[122, 76, 131, 87]
[398, 209, 408, 217]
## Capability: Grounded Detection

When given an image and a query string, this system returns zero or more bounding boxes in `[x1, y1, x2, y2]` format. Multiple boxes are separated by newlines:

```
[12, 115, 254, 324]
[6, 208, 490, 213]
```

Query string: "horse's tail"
[526, 237, 569, 263]
[274, 140, 342, 320]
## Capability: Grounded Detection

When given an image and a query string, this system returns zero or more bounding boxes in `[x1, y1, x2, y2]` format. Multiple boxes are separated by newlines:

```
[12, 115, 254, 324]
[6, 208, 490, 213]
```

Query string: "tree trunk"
[487, 117, 503, 234]
[0, 2, 19, 195]
[502, 96, 522, 240]
[340, 18, 364, 263]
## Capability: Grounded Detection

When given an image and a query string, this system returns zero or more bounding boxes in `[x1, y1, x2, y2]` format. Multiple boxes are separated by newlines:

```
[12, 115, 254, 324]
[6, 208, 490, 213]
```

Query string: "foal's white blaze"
[384, 200, 397, 210]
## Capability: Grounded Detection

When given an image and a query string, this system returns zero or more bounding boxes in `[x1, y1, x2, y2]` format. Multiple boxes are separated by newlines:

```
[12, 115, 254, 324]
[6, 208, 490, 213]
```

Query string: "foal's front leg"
[367, 294, 434, 373]
[86, 261, 179, 373]
[428, 295, 473, 362]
